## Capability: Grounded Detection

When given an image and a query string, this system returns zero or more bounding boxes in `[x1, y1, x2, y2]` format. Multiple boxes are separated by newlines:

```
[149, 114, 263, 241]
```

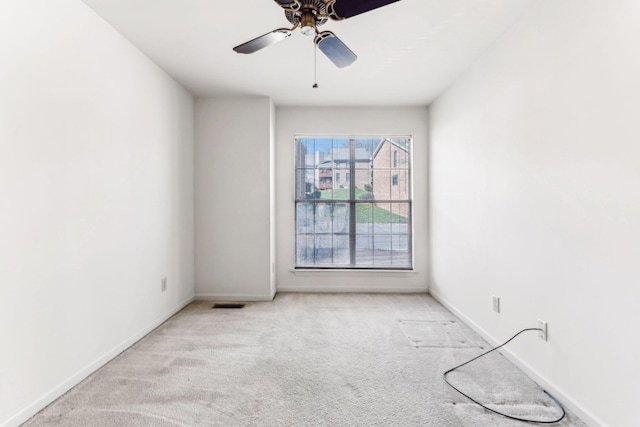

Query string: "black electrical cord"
[443, 328, 566, 424]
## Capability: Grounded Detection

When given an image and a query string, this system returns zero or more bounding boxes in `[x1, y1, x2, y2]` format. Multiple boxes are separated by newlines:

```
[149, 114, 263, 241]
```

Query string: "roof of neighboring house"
[317, 147, 371, 168]
[372, 138, 410, 158]
[331, 147, 371, 161]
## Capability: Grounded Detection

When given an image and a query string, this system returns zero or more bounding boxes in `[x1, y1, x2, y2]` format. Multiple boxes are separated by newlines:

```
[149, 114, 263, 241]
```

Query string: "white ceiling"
[81, 0, 535, 106]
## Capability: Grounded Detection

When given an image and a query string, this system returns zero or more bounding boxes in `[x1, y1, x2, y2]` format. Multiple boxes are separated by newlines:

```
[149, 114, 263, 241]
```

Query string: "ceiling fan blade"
[314, 31, 357, 68]
[233, 29, 292, 54]
[330, 0, 402, 19]
[273, 0, 302, 12]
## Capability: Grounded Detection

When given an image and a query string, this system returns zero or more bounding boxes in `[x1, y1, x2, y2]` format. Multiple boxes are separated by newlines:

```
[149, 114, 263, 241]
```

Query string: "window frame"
[294, 135, 414, 271]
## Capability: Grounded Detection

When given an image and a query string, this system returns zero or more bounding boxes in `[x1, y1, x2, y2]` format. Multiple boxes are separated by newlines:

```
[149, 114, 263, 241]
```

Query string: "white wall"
[195, 96, 275, 301]
[276, 107, 429, 292]
[0, 2, 194, 426]
[429, 1, 640, 426]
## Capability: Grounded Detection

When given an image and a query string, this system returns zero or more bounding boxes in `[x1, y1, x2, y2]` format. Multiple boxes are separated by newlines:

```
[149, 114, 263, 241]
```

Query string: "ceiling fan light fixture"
[300, 9, 317, 36]
[301, 25, 316, 36]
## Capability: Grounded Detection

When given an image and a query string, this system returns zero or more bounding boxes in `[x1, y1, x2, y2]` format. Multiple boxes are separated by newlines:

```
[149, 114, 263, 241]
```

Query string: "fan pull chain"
[313, 42, 319, 89]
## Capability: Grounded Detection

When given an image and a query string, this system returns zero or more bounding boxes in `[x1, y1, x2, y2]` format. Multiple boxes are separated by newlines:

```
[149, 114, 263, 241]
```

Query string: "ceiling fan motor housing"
[282, 0, 330, 30]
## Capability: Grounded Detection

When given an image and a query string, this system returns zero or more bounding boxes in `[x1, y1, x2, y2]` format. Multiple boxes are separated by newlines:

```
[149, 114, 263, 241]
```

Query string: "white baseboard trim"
[276, 286, 429, 294]
[2, 296, 194, 427]
[429, 289, 604, 427]
[195, 293, 275, 302]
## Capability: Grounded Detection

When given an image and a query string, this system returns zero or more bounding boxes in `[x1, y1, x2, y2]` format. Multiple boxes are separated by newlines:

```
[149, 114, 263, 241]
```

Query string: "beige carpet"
[24, 293, 586, 426]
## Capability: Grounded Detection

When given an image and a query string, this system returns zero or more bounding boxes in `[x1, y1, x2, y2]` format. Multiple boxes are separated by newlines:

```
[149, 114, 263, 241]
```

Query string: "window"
[295, 137, 412, 269]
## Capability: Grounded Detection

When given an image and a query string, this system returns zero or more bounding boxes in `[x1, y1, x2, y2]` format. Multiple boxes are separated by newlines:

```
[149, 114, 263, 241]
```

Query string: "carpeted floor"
[24, 293, 586, 426]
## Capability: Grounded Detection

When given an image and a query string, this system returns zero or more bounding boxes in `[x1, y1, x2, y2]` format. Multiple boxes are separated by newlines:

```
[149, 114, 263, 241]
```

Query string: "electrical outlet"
[492, 296, 500, 313]
[161, 278, 167, 292]
[538, 319, 547, 341]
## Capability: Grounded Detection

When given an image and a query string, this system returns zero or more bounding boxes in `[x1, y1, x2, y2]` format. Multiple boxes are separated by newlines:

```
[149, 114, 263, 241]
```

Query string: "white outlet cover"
[538, 319, 547, 341]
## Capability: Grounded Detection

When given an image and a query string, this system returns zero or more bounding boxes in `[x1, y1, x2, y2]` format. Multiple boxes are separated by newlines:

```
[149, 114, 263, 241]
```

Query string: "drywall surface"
[194, 96, 275, 301]
[276, 107, 429, 292]
[0, 1, 194, 426]
[429, 1, 640, 426]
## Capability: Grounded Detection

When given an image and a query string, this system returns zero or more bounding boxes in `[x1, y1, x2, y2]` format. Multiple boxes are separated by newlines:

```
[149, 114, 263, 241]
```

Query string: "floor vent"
[212, 303, 245, 309]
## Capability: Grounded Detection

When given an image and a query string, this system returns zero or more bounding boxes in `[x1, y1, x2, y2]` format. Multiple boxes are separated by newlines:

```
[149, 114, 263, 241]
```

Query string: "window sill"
[290, 268, 418, 275]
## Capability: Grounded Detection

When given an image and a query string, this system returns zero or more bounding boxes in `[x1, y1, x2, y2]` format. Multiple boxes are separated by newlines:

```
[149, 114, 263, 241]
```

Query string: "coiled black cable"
[443, 328, 566, 424]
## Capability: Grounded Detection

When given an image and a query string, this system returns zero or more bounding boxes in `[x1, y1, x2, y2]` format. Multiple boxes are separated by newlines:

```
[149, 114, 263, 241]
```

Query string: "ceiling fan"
[233, 0, 402, 68]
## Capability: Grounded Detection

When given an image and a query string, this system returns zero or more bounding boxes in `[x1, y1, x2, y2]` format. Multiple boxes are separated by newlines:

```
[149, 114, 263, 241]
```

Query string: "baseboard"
[195, 293, 275, 302]
[276, 286, 429, 293]
[429, 289, 605, 427]
[2, 296, 194, 427]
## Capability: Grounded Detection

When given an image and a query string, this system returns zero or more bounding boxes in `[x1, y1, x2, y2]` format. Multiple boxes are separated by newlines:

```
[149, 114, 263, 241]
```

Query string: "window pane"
[396, 147, 409, 167]
[372, 170, 391, 201]
[296, 234, 314, 265]
[356, 138, 377, 163]
[391, 234, 409, 251]
[296, 139, 313, 169]
[332, 203, 349, 234]
[372, 235, 392, 266]
[296, 203, 314, 234]
[332, 235, 350, 265]
[314, 234, 333, 265]
[314, 203, 333, 234]
[355, 168, 373, 198]
[356, 203, 374, 227]
[391, 203, 410, 228]
[391, 169, 409, 200]
[374, 202, 394, 226]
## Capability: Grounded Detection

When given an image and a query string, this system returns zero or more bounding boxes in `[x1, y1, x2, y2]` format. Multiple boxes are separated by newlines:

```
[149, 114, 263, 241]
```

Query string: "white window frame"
[294, 136, 413, 270]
